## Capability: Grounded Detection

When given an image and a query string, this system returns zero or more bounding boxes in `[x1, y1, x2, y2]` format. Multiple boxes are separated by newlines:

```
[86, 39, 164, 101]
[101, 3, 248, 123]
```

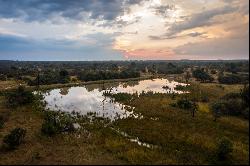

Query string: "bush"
[242, 107, 249, 119]
[41, 120, 59, 136]
[176, 99, 194, 110]
[218, 74, 248, 84]
[211, 101, 225, 121]
[41, 112, 60, 136]
[216, 137, 233, 160]
[241, 84, 249, 107]
[41, 112, 75, 136]
[175, 85, 190, 91]
[192, 68, 214, 82]
[172, 98, 198, 117]
[0, 115, 4, 129]
[211, 99, 244, 120]
[0, 74, 7, 81]
[3, 128, 26, 150]
[6, 86, 35, 107]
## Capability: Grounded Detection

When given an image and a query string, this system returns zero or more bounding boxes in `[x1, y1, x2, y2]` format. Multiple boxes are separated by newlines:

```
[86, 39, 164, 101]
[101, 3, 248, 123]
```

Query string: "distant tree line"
[77, 69, 140, 82]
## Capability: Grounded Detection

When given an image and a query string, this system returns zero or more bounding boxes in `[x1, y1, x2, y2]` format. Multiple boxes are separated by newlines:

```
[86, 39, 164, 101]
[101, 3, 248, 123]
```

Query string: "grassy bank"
[0, 75, 155, 95]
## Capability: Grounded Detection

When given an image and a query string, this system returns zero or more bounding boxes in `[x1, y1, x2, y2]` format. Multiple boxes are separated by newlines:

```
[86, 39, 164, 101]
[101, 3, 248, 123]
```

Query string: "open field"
[0, 81, 248, 165]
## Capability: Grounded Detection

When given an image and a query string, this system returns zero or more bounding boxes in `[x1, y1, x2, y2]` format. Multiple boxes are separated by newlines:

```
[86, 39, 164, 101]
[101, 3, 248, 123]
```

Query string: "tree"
[211, 101, 225, 121]
[192, 68, 214, 82]
[184, 71, 191, 83]
[59, 69, 70, 83]
[6, 86, 35, 107]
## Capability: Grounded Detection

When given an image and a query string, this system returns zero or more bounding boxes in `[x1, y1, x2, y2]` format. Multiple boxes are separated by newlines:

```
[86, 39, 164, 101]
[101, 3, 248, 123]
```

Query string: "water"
[42, 78, 187, 120]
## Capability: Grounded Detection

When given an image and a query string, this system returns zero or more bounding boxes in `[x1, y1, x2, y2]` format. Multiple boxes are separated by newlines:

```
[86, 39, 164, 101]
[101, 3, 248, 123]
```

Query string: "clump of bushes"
[3, 128, 26, 150]
[211, 85, 249, 120]
[6, 86, 35, 108]
[216, 137, 233, 161]
[41, 111, 75, 136]
[171, 98, 198, 117]
[192, 68, 214, 82]
[218, 73, 249, 84]
[175, 85, 190, 91]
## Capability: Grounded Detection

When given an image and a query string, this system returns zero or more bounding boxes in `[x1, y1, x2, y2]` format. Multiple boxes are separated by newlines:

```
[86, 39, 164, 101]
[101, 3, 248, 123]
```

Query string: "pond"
[42, 78, 187, 120]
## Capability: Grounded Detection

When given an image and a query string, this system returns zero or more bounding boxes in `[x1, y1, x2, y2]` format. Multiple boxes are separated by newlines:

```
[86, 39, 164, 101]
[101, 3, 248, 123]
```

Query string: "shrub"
[41, 112, 75, 136]
[173, 98, 198, 117]
[6, 86, 35, 107]
[242, 107, 249, 119]
[175, 85, 190, 91]
[216, 137, 233, 160]
[211, 101, 225, 121]
[41, 112, 60, 136]
[3, 128, 26, 150]
[41, 120, 59, 136]
[176, 99, 193, 110]
[218, 74, 248, 84]
[201, 95, 209, 102]
[241, 84, 249, 107]
[0, 74, 7, 81]
[0, 115, 4, 129]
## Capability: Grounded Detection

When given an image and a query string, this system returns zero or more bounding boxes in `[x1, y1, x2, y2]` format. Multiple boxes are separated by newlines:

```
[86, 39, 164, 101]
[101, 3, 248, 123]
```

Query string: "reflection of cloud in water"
[43, 79, 187, 120]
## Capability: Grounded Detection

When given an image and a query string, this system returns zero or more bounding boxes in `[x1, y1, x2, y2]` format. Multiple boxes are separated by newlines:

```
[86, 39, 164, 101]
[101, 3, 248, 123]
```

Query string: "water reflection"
[43, 78, 187, 120]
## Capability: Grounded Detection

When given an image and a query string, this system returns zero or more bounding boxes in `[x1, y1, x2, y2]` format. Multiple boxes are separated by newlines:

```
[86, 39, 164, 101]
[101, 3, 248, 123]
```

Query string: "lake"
[42, 78, 187, 120]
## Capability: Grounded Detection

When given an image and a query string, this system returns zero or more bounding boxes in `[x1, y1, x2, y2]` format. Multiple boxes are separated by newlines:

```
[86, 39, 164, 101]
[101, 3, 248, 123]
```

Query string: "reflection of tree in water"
[84, 84, 101, 92]
[85, 82, 120, 92]
[122, 81, 139, 88]
[59, 87, 70, 95]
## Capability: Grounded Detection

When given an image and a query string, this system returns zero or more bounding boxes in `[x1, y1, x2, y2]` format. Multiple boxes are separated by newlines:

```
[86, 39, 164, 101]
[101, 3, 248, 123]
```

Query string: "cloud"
[174, 35, 249, 59]
[0, 33, 123, 60]
[149, 5, 237, 40]
[0, 0, 143, 23]
[152, 4, 176, 17]
[121, 48, 174, 60]
[149, 32, 206, 40]
[167, 6, 236, 35]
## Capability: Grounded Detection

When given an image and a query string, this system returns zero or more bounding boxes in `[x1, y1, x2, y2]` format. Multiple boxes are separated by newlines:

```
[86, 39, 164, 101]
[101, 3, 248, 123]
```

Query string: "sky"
[0, 0, 249, 61]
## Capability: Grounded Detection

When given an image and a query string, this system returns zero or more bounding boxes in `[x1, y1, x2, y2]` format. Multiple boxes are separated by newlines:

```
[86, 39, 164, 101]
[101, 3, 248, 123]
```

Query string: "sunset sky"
[0, 0, 249, 61]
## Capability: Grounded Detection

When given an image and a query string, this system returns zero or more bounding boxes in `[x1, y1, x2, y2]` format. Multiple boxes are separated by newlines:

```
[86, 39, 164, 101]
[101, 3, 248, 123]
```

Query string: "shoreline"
[0, 75, 157, 94]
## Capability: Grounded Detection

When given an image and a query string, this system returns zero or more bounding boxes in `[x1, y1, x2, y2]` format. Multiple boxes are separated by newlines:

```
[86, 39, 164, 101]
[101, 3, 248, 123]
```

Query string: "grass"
[0, 80, 248, 164]
[0, 80, 25, 92]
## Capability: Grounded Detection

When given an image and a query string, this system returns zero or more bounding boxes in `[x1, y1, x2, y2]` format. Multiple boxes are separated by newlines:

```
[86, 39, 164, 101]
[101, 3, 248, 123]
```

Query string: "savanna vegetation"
[0, 60, 249, 165]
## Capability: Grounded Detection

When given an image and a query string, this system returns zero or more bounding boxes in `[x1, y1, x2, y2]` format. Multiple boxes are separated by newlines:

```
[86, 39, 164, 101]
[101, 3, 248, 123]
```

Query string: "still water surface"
[43, 78, 187, 120]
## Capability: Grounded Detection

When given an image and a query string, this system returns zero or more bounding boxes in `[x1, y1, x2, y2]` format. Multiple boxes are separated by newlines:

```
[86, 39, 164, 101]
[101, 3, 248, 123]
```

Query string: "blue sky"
[0, 0, 249, 60]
